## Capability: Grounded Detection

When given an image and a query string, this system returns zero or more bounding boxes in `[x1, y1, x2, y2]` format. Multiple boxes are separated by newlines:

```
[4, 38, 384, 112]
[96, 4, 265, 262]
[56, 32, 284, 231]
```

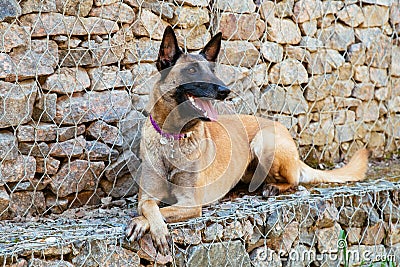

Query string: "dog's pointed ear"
[200, 32, 222, 62]
[156, 26, 182, 71]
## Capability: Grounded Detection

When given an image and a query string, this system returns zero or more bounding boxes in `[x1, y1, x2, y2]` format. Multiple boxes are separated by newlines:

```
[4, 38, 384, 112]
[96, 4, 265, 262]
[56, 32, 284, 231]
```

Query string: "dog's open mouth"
[186, 93, 218, 121]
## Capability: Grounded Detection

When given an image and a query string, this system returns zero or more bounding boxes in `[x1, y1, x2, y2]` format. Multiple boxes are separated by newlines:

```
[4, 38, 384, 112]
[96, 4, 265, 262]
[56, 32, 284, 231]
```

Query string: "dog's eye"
[188, 67, 196, 74]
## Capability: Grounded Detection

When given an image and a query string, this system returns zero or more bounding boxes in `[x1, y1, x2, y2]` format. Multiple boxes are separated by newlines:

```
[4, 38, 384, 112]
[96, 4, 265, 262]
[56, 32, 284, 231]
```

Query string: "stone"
[94, 0, 119, 6]
[331, 80, 355, 97]
[100, 173, 138, 198]
[0, 186, 9, 218]
[36, 156, 60, 175]
[366, 132, 385, 149]
[346, 227, 362, 244]
[56, 125, 86, 142]
[0, 0, 20, 22]
[300, 37, 323, 52]
[104, 150, 141, 181]
[298, 120, 334, 146]
[0, 131, 17, 160]
[352, 83, 374, 101]
[171, 228, 202, 245]
[337, 4, 364, 27]
[317, 24, 355, 51]
[85, 141, 119, 161]
[19, 13, 119, 37]
[32, 93, 57, 122]
[219, 41, 259, 68]
[175, 240, 251, 267]
[46, 194, 69, 214]
[0, 23, 29, 53]
[51, 160, 105, 197]
[55, 90, 131, 125]
[172, 6, 209, 29]
[117, 109, 145, 151]
[59, 48, 93, 67]
[305, 74, 337, 101]
[131, 63, 158, 94]
[176, 25, 211, 50]
[315, 223, 342, 253]
[354, 66, 370, 82]
[375, 87, 388, 100]
[87, 120, 123, 147]
[214, 0, 256, 13]
[139, 0, 174, 19]
[285, 46, 311, 62]
[275, 0, 295, 17]
[250, 247, 282, 267]
[385, 223, 400, 246]
[354, 28, 383, 47]
[67, 188, 105, 208]
[20, 0, 56, 14]
[317, 14, 335, 28]
[251, 64, 269, 87]
[43, 67, 90, 94]
[362, 0, 394, 5]
[388, 96, 400, 113]
[4, 40, 58, 80]
[259, 0, 275, 22]
[123, 38, 160, 64]
[336, 62, 353, 80]
[176, 0, 209, 6]
[286, 245, 316, 266]
[338, 206, 367, 227]
[392, 46, 400, 77]
[315, 202, 338, 228]
[261, 41, 283, 63]
[335, 122, 367, 142]
[347, 245, 386, 267]
[391, 1, 400, 24]
[132, 9, 169, 40]
[269, 59, 308, 85]
[222, 220, 244, 239]
[9, 191, 45, 217]
[218, 13, 264, 41]
[89, 2, 135, 23]
[365, 34, 391, 68]
[299, 20, 317, 36]
[267, 18, 301, 45]
[346, 43, 366, 65]
[293, 0, 323, 23]
[203, 223, 224, 242]
[88, 66, 133, 91]
[267, 221, 299, 254]
[0, 80, 37, 129]
[333, 110, 356, 125]
[369, 67, 388, 87]
[19, 142, 50, 157]
[49, 136, 86, 158]
[55, 0, 92, 16]
[361, 5, 389, 27]
[0, 155, 36, 184]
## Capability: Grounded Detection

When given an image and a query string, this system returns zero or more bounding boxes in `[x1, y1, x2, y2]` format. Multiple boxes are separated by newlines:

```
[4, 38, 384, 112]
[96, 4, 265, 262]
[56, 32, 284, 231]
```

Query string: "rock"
[249, 247, 282, 267]
[347, 245, 386, 266]
[67, 188, 105, 208]
[298, 120, 334, 146]
[55, 90, 131, 125]
[176, 25, 211, 50]
[139, 0, 174, 19]
[0, 186, 9, 218]
[375, 87, 388, 100]
[134, 234, 172, 264]
[365, 34, 391, 68]
[214, 0, 256, 13]
[338, 206, 367, 227]
[94, 0, 119, 6]
[389, 96, 400, 113]
[123, 38, 160, 64]
[55, 0, 92, 16]
[0, 23, 29, 53]
[59, 48, 93, 67]
[392, 46, 400, 77]
[43, 67, 90, 94]
[315, 223, 341, 253]
[87, 120, 123, 146]
[337, 4, 364, 27]
[317, 13, 335, 28]
[346, 43, 366, 65]
[32, 93, 57, 122]
[219, 41, 259, 68]
[269, 59, 308, 85]
[335, 122, 367, 142]
[51, 160, 105, 197]
[260, 85, 308, 115]
[0, 0, 20, 22]
[259, 0, 275, 22]
[88, 66, 133, 91]
[176, 0, 209, 6]
[0, 81, 38, 129]
[304, 74, 337, 101]
[104, 150, 141, 181]
[267, 221, 299, 254]
[0, 131, 17, 160]
[118, 109, 145, 151]
[275, 0, 295, 17]
[172, 6, 209, 29]
[308, 49, 345, 74]
[386, 223, 400, 246]
[84, 31, 125, 66]
[49, 136, 86, 157]
[132, 9, 169, 40]
[285, 46, 311, 62]
[391, 1, 400, 24]
[332, 80, 355, 97]
[36, 156, 60, 175]
[19, 142, 50, 157]
[299, 20, 317, 36]
[369, 67, 388, 87]
[261, 41, 283, 63]
[354, 66, 370, 82]
[336, 62, 353, 80]
[317, 24, 355, 51]
[352, 83, 374, 101]
[346, 227, 362, 244]
[203, 223, 224, 242]
[0, 155, 36, 184]
[267, 18, 301, 45]
[171, 228, 202, 245]
[175, 240, 251, 267]
[89, 2, 135, 23]
[366, 132, 385, 150]
[286, 245, 316, 266]
[361, 5, 389, 27]
[300, 37, 323, 52]
[19, 13, 119, 37]
[46, 194, 69, 214]
[100, 173, 138, 198]
[218, 13, 264, 41]
[293, 0, 323, 23]
[131, 63, 158, 94]
[9, 191, 45, 217]
[85, 141, 119, 161]
[315, 202, 338, 228]
[56, 125, 86, 142]
[5, 40, 58, 80]
[333, 110, 356, 125]
[222, 220, 244, 239]
[20, 0, 56, 14]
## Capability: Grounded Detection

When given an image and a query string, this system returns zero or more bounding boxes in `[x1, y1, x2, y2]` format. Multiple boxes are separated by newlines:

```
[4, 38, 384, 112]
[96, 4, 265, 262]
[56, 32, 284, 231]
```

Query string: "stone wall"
[0, 0, 399, 219]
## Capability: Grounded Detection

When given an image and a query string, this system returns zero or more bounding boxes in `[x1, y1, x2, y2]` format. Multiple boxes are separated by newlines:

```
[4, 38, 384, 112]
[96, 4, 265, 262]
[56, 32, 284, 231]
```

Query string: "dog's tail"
[299, 149, 369, 184]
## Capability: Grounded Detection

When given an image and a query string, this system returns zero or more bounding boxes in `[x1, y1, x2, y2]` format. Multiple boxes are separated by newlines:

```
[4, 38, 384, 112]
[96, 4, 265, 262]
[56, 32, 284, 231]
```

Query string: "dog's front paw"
[262, 184, 280, 198]
[126, 216, 150, 242]
[150, 222, 171, 256]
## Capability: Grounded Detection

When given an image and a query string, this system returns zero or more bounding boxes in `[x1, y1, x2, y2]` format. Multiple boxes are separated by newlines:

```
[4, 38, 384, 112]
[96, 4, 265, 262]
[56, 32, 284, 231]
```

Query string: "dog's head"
[152, 26, 230, 123]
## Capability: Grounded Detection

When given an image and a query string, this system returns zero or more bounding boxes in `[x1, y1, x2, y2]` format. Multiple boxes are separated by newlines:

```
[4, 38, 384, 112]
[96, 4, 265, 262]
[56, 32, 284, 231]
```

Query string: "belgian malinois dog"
[126, 26, 369, 253]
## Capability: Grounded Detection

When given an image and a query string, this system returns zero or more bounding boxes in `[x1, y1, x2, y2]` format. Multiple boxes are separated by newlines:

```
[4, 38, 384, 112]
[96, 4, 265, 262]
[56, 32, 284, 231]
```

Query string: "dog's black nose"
[216, 86, 231, 100]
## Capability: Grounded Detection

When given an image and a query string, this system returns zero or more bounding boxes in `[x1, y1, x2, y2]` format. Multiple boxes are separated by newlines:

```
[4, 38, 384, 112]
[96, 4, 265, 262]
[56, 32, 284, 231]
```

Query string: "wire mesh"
[0, 0, 399, 265]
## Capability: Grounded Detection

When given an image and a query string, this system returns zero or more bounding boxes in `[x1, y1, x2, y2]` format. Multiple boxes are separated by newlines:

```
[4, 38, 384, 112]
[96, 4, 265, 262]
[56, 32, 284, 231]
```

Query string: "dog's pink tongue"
[195, 98, 218, 121]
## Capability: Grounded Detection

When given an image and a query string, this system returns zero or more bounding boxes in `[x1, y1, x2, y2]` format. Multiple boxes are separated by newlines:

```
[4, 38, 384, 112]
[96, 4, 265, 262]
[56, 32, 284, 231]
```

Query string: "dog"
[125, 26, 369, 254]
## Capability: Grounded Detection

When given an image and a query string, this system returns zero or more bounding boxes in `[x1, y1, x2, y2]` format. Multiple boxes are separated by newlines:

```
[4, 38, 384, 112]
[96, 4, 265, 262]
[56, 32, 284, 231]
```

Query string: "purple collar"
[149, 115, 190, 140]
